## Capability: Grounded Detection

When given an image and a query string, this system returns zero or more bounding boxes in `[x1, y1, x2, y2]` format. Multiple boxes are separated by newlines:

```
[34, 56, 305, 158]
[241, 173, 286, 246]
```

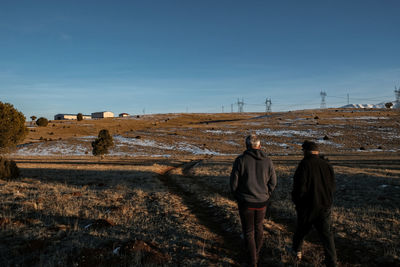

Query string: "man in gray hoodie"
[230, 134, 277, 266]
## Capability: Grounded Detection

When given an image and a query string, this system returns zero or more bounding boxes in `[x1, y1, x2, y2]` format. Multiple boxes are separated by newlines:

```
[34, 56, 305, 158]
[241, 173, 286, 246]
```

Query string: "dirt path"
[156, 157, 243, 266]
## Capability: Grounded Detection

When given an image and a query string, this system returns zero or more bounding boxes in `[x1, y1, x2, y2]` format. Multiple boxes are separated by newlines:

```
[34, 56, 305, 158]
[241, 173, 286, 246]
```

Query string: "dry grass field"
[1, 108, 399, 266]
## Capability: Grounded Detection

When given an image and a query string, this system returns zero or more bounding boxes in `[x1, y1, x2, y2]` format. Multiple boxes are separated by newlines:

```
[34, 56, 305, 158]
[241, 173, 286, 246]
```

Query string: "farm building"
[54, 114, 91, 120]
[91, 111, 114, 119]
[119, 113, 130, 117]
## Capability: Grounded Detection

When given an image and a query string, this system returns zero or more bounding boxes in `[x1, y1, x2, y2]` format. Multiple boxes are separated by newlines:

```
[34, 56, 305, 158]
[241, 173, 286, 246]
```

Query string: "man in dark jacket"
[230, 134, 277, 266]
[290, 140, 337, 267]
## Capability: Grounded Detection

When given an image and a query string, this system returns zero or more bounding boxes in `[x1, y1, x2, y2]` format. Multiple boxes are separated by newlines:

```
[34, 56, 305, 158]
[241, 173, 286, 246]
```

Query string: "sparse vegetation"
[0, 101, 27, 150]
[1, 109, 399, 266]
[36, 117, 48, 127]
[0, 157, 19, 179]
[92, 129, 114, 156]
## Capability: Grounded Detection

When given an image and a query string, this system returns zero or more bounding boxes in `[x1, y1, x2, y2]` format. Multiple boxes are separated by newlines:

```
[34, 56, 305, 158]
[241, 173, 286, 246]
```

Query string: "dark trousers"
[238, 204, 266, 266]
[293, 208, 337, 267]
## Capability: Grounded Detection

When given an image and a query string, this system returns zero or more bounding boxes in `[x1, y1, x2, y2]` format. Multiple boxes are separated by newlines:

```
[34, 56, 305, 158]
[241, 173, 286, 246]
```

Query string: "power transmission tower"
[395, 86, 400, 108]
[231, 104, 234, 113]
[347, 93, 350, 105]
[320, 91, 327, 109]
[265, 98, 272, 112]
[222, 105, 224, 113]
[237, 98, 244, 113]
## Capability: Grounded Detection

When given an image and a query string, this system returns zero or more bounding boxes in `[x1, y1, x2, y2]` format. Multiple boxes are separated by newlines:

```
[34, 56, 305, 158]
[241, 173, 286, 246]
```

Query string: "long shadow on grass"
[9, 163, 238, 266]
[333, 173, 400, 210]
[1, 193, 224, 266]
[16, 158, 174, 167]
[19, 167, 161, 192]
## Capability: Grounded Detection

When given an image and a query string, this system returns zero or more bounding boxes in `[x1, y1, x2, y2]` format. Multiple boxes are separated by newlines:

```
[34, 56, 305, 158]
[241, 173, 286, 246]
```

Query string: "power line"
[320, 91, 327, 109]
[265, 98, 272, 112]
[227, 90, 396, 113]
[237, 98, 244, 112]
[395, 86, 400, 104]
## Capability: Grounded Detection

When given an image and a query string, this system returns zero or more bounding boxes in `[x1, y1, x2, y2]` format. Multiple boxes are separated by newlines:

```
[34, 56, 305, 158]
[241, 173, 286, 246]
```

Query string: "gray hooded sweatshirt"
[230, 149, 277, 206]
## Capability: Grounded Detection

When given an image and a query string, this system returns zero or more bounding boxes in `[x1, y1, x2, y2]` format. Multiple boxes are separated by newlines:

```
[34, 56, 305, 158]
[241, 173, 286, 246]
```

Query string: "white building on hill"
[54, 114, 91, 120]
[91, 111, 114, 119]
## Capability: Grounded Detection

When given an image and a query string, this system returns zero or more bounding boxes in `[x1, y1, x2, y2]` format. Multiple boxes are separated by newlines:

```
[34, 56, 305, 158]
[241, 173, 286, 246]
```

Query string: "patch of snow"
[76, 136, 96, 140]
[225, 141, 240, 146]
[356, 148, 400, 152]
[176, 142, 223, 155]
[113, 135, 175, 150]
[13, 141, 89, 156]
[332, 116, 389, 120]
[243, 122, 262, 126]
[108, 150, 172, 157]
[256, 128, 318, 137]
[264, 141, 290, 148]
[113, 136, 225, 156]
[205, 130, 235, 134]
[316, 139, 343, 148]
[150, 154, 171, 158]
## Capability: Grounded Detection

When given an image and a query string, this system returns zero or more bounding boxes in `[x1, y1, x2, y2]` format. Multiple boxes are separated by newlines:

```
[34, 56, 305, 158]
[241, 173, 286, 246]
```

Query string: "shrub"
[0, 157, 19, 179]
[385, 102, 393, 109]
[36, 117, 49, 127]
[92, 129, 114, 156]
[77, 113, 83, 121]
[0, 102, 28, 150]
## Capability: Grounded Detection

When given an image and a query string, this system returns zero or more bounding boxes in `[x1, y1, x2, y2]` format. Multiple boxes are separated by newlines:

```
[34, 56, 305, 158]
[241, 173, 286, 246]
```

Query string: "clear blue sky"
[1, 0, 399, 119]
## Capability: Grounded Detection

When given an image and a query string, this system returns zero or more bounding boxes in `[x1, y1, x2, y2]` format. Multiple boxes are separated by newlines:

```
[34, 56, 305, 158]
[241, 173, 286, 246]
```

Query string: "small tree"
[31, 116, 37, 122]
[36, 117, 49, 127]
[77, 113, 83, 121]
[385, 102, 393, 109]
[0, 102, 26, 179]
[0, 102, 28, 150]
[92, 129, 114, 156]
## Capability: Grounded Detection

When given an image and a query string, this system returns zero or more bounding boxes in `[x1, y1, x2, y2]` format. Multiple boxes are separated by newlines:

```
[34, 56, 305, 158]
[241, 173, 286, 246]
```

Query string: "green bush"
[92, 129, 114, 156]
[36, 117, 49, 127]
[77, 113, 83, 121]
[0, 157, 19, 179]
[0, 102, 28, 150]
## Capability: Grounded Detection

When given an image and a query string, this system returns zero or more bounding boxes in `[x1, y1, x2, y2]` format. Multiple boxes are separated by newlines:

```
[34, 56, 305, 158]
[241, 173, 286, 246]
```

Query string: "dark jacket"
[292, 154, 336, 219]
[230, 149, 277, 206]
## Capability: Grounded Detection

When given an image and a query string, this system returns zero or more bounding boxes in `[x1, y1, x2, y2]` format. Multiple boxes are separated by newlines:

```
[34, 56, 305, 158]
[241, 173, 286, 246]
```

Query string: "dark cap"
[302, 140, 319, 151]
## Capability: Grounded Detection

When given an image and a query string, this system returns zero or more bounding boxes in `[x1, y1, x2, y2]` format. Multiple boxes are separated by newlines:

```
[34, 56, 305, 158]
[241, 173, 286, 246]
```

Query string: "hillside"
[1, 108, 399, 266]
[11, 108, 400, 158]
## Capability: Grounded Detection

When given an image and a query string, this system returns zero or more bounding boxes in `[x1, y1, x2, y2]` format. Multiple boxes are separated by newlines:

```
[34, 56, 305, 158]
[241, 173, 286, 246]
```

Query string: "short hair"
[301, 140, 319, 151]
[246, 134, 261, 149]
